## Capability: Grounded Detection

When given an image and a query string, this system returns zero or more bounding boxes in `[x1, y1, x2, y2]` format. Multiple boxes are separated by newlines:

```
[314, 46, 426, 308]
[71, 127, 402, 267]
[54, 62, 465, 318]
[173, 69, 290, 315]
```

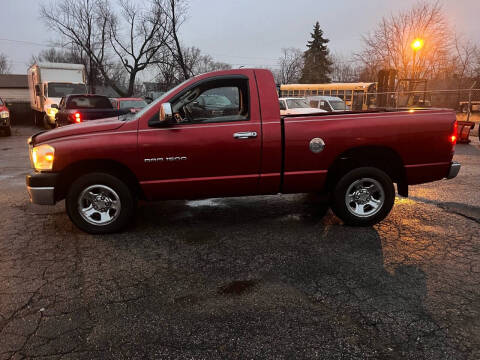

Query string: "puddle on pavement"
[218, 280, 258, 295]
[186, 199, 225, 208]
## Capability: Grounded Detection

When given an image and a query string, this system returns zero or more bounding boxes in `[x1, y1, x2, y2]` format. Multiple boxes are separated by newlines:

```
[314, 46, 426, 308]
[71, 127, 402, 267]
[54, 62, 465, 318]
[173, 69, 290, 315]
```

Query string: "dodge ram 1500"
[26, 69, 460, 234]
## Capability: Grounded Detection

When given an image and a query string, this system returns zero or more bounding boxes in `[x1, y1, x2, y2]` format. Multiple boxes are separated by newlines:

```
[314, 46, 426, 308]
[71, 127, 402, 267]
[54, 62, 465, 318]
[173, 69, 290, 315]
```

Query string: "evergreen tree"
[300, 22, 333, 83]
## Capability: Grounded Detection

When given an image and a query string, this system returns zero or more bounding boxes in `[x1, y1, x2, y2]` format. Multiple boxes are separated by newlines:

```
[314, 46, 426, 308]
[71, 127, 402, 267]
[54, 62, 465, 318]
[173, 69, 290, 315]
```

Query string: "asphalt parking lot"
[0, 126, 479, 359]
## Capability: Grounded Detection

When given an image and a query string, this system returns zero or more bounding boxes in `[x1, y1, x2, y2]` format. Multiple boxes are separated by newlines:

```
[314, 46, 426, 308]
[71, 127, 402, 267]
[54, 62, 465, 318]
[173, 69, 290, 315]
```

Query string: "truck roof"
[30, 62, 85, 71]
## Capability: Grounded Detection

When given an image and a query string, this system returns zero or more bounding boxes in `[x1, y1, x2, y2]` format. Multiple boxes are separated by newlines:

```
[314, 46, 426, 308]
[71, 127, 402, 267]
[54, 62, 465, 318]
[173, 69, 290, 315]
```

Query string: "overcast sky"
[2, 0, 480, 77]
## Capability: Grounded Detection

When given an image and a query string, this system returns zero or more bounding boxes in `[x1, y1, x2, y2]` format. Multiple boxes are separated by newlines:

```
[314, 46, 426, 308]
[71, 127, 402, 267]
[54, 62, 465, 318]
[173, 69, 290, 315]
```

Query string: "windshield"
[286, 98, 311, 109]
[47, 83, 87, 98]
[330, 100, 349, 110]
[133, 78, 192, 120]
[119, 100, 147, 109]
[67, 95, 113, 109]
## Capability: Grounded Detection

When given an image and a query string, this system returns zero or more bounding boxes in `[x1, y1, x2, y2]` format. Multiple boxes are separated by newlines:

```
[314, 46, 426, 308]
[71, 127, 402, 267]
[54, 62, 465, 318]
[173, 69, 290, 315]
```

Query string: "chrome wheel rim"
[345, 178, 384, 218]
[78, 185, 121, 226]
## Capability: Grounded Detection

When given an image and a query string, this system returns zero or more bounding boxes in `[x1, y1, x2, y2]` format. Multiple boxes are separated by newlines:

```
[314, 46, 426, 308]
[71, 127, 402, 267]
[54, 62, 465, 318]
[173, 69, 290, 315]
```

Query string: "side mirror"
[159, 102, 173, 123]
[51, 104, 58, 109]
[149, 102, 174, 127]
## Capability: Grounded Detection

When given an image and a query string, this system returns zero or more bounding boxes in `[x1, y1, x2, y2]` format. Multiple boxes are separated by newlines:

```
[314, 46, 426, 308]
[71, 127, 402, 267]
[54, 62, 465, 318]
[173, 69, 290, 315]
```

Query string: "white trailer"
[28, 62, 87, 128]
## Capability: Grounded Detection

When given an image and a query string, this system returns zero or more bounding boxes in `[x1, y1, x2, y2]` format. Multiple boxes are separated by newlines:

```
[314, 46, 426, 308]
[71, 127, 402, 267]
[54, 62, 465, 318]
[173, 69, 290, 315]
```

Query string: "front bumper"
[446, 161, 461, 180]
[0, 117, 10, 127]
[26, 173, 59, 205]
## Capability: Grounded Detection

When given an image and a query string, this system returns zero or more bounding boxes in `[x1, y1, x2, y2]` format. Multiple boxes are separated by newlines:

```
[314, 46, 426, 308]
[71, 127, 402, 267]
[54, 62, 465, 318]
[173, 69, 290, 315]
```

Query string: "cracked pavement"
[0, 127, 479, 359]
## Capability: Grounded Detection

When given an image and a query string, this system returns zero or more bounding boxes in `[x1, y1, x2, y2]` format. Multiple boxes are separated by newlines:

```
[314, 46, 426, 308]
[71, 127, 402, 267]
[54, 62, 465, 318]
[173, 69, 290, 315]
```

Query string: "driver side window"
[172, 79, 249, 124]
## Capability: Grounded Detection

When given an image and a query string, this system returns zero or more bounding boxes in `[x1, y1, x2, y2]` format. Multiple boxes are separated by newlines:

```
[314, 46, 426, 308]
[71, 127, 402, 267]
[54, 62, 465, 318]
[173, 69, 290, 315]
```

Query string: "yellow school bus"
[279, 83, 376, 111]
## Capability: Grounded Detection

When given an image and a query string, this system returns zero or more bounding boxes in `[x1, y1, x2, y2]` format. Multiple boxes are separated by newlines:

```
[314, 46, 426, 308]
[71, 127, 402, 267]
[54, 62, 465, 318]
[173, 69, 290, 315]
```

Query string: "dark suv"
[54, 94, 130, 126]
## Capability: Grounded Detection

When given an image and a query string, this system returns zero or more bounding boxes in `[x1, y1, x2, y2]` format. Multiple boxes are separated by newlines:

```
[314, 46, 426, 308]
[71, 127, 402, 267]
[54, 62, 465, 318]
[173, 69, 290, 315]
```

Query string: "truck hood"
[33, 116, 125, 144]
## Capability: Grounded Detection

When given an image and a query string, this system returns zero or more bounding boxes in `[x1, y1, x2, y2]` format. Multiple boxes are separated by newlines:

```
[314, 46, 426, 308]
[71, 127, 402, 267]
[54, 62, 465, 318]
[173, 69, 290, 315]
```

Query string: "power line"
[0, 38, 59, 48]
[209, 52, 280, 61]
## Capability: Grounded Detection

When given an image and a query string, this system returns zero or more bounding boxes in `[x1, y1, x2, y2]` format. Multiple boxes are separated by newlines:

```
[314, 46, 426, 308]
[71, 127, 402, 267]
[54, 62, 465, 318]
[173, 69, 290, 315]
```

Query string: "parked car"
[27, 68, 460, 234]
[308, 96, 350, 112]
[28, 62, 87, 129]
[0, 96, 11, 136]
[111, 97, 148, 113]
[54, 94, 131, 126]
[279, 97, 325, 115]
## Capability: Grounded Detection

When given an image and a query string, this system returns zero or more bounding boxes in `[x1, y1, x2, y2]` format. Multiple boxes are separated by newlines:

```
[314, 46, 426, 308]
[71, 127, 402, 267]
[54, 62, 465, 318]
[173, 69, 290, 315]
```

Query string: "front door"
[138, 76, 262, 200]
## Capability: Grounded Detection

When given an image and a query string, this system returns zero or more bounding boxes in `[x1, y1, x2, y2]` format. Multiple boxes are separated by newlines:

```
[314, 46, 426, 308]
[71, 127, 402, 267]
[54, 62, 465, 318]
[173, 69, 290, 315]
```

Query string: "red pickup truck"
[26, 69, 460, 234]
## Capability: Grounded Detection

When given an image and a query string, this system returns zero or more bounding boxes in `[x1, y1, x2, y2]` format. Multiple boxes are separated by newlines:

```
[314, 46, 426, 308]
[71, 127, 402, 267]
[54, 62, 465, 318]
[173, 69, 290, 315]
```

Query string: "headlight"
[32, 144, 55, 171]
[0, 110, 9, 118]
[46, 107, 58, 119]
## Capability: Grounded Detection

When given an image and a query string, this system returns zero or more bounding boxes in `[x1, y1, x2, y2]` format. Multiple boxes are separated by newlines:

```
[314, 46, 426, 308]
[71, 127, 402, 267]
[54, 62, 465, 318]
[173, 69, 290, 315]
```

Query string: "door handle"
[233, 131, 257, 139]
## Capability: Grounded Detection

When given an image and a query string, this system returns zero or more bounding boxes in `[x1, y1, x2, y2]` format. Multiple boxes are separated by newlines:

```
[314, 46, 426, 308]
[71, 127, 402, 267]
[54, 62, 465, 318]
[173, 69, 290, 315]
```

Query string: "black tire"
[331, 167, 395, 226]
[66, 172, 136, 234]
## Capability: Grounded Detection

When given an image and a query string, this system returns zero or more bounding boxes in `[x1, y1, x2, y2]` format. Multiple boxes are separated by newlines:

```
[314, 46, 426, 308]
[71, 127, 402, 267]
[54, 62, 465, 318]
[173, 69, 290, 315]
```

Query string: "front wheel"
[331, 167, 395, 226]
[66, 173, 136, 234]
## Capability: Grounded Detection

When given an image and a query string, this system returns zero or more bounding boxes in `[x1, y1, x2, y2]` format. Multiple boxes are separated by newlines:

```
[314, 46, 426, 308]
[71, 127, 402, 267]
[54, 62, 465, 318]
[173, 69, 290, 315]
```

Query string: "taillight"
[74, 112, 81, 123]
[450, 121, 457, 145]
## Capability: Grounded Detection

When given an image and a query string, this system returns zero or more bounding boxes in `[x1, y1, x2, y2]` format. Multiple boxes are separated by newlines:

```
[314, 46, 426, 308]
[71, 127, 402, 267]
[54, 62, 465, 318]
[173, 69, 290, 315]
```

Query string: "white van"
[28, 62, 87, 128]
[307, 96, 350, 112]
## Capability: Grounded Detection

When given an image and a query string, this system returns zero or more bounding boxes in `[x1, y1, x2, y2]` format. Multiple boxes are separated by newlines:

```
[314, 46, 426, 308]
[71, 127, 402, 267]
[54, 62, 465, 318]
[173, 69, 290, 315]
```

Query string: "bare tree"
[40, 0, 179, 96]
[31, 48, 81, 65]
[356, 1, 452, 82]
[163, 0, 190, 81]
[330, 53, 360, 82]
[40, 0, 112, 93]
[106, 0, 172, 96]
[276, 48, 303, 84]
[0, 53, 11, 74]
[452, 35, 479, 84]
[155, 46, 231, 90]
[184, 47, 231, 75]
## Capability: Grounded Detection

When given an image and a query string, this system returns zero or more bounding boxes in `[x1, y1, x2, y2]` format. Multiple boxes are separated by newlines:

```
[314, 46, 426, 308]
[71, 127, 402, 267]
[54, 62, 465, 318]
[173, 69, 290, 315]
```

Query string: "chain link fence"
[369, 88, 480, 118]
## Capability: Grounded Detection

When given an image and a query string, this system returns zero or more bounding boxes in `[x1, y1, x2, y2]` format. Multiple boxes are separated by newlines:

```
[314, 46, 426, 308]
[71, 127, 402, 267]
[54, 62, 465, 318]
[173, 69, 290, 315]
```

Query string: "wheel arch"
[326, 145, 408, 197]
[55, 159, 144, 202]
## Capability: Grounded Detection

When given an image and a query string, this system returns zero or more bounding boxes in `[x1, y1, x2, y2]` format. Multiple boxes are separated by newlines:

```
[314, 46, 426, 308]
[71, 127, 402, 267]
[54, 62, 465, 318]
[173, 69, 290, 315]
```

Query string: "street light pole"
[411, 38, 424, 80]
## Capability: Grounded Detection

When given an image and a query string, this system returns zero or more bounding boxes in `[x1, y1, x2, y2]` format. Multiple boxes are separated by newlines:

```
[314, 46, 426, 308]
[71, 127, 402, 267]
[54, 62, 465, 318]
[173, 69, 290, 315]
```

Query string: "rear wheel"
[66, 173, 136, 234]
[331, 167, 395, 226]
